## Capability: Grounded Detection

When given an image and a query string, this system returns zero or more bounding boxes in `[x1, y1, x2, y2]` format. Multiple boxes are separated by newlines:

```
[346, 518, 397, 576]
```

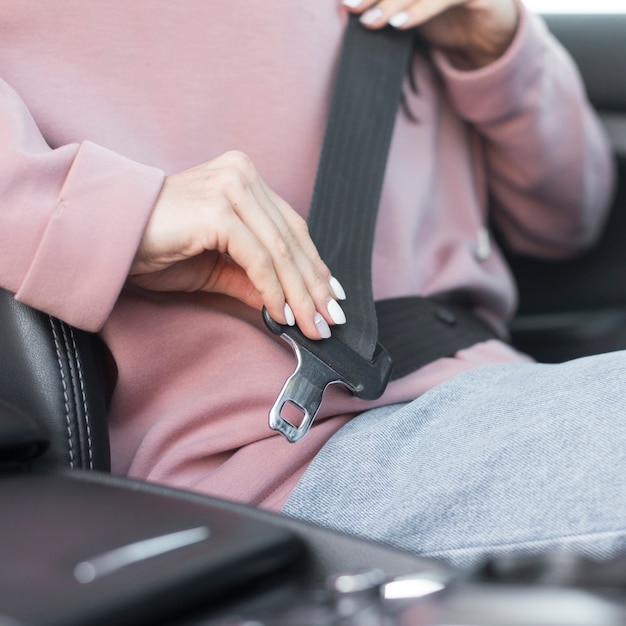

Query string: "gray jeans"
[282, 351, 626, 568]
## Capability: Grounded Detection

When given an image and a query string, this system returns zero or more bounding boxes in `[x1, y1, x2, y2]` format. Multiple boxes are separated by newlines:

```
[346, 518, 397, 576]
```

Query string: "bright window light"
[524, 0, 626, 13]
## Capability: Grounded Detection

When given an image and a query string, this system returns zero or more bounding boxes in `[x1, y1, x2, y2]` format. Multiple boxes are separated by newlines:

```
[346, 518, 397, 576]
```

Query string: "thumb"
[201, 255, 265, 311]
[128, 251, 264, 311]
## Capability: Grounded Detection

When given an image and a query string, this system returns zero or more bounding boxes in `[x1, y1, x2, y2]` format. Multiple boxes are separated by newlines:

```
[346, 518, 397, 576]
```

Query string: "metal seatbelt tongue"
[263, 310, 392, 443]
[265, 18, 413, 443]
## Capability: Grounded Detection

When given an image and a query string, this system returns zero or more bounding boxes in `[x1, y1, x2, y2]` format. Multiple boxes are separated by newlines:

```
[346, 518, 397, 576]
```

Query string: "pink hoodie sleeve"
[0, 78, 165, 331]
[432, 2, 616, 258]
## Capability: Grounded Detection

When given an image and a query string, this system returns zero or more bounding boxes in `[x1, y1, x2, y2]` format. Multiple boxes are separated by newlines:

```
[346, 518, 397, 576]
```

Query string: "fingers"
[198, 253, 265, 311]
[342, 0, 520, 68]
[129, 251, 265, 312]
[205, 151, 346, 340]
[342, 0, 461, 30]
[257, 179, 348, 328]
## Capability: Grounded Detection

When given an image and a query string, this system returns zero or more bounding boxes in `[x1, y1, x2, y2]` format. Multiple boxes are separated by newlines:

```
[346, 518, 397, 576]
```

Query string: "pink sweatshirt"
[0, 1, 614, 509]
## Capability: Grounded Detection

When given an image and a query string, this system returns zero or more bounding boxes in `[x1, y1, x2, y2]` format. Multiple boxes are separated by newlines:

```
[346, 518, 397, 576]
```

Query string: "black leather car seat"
[0, 287, 111, 470]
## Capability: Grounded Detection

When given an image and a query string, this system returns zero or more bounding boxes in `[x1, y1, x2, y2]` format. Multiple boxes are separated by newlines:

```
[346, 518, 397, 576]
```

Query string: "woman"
[0, 0, 618, 566]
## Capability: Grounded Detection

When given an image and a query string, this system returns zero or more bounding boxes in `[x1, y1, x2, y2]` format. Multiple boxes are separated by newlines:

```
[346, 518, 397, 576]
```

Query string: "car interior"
[2, 8, 626, 626]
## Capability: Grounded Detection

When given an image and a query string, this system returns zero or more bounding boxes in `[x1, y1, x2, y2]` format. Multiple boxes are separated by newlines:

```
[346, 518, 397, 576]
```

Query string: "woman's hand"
[343, 0, 520, 69]
[128, 150, 346, 340]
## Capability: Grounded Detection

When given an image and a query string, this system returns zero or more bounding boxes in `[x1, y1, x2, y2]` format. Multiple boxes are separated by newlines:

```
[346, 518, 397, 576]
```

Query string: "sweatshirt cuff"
[16, 140, 165, 331]
[431, 1, 547, 124]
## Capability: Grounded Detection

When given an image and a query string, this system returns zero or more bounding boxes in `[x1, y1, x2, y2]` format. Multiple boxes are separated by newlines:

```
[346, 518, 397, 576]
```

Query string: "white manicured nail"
[284, 303, 295, 326]
[389, 11, 409, 28]
[342, 0, 363, 7]
[360, 7, 383, 25]
[327, 299, 347, 325]
[314, 312, 332, 339]
[330, 276, 347, 300]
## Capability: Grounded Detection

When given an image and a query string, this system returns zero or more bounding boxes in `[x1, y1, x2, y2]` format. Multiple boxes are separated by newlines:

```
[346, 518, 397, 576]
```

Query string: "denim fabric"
[282, 351, 626, 568]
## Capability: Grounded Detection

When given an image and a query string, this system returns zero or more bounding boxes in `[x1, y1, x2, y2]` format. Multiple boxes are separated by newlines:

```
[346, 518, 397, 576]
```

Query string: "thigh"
[282, 351, 626, 568]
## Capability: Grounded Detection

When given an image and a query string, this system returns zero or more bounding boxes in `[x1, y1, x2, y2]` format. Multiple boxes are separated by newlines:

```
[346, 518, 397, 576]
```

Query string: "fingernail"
[284, 303, 295, 326]
[314, 312, 332, 339]
[389, 11, 409, 28]
[330, 276, 347, 300]
[360, 7, 383, 25]
[342, 0, 363, 7]
[327, 298, 347, 325]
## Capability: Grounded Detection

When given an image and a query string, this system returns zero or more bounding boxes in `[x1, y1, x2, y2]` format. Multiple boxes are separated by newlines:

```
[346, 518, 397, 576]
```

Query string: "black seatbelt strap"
[264, 16, 500, 442]
[306, 18, 413, 362]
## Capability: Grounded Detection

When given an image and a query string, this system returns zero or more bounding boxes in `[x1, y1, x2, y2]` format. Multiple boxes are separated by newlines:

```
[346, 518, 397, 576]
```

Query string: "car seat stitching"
[67, 325, 93, 470]
[48, 316, 74, 468]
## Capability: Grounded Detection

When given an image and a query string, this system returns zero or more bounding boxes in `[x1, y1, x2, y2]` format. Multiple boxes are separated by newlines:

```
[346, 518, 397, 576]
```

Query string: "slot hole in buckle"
[279, 401, 308, 431]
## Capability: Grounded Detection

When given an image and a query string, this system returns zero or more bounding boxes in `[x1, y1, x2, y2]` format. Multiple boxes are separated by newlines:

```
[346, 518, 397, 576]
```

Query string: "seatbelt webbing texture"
[376, 297, 500, 380]
[308, 17, 413, 362]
